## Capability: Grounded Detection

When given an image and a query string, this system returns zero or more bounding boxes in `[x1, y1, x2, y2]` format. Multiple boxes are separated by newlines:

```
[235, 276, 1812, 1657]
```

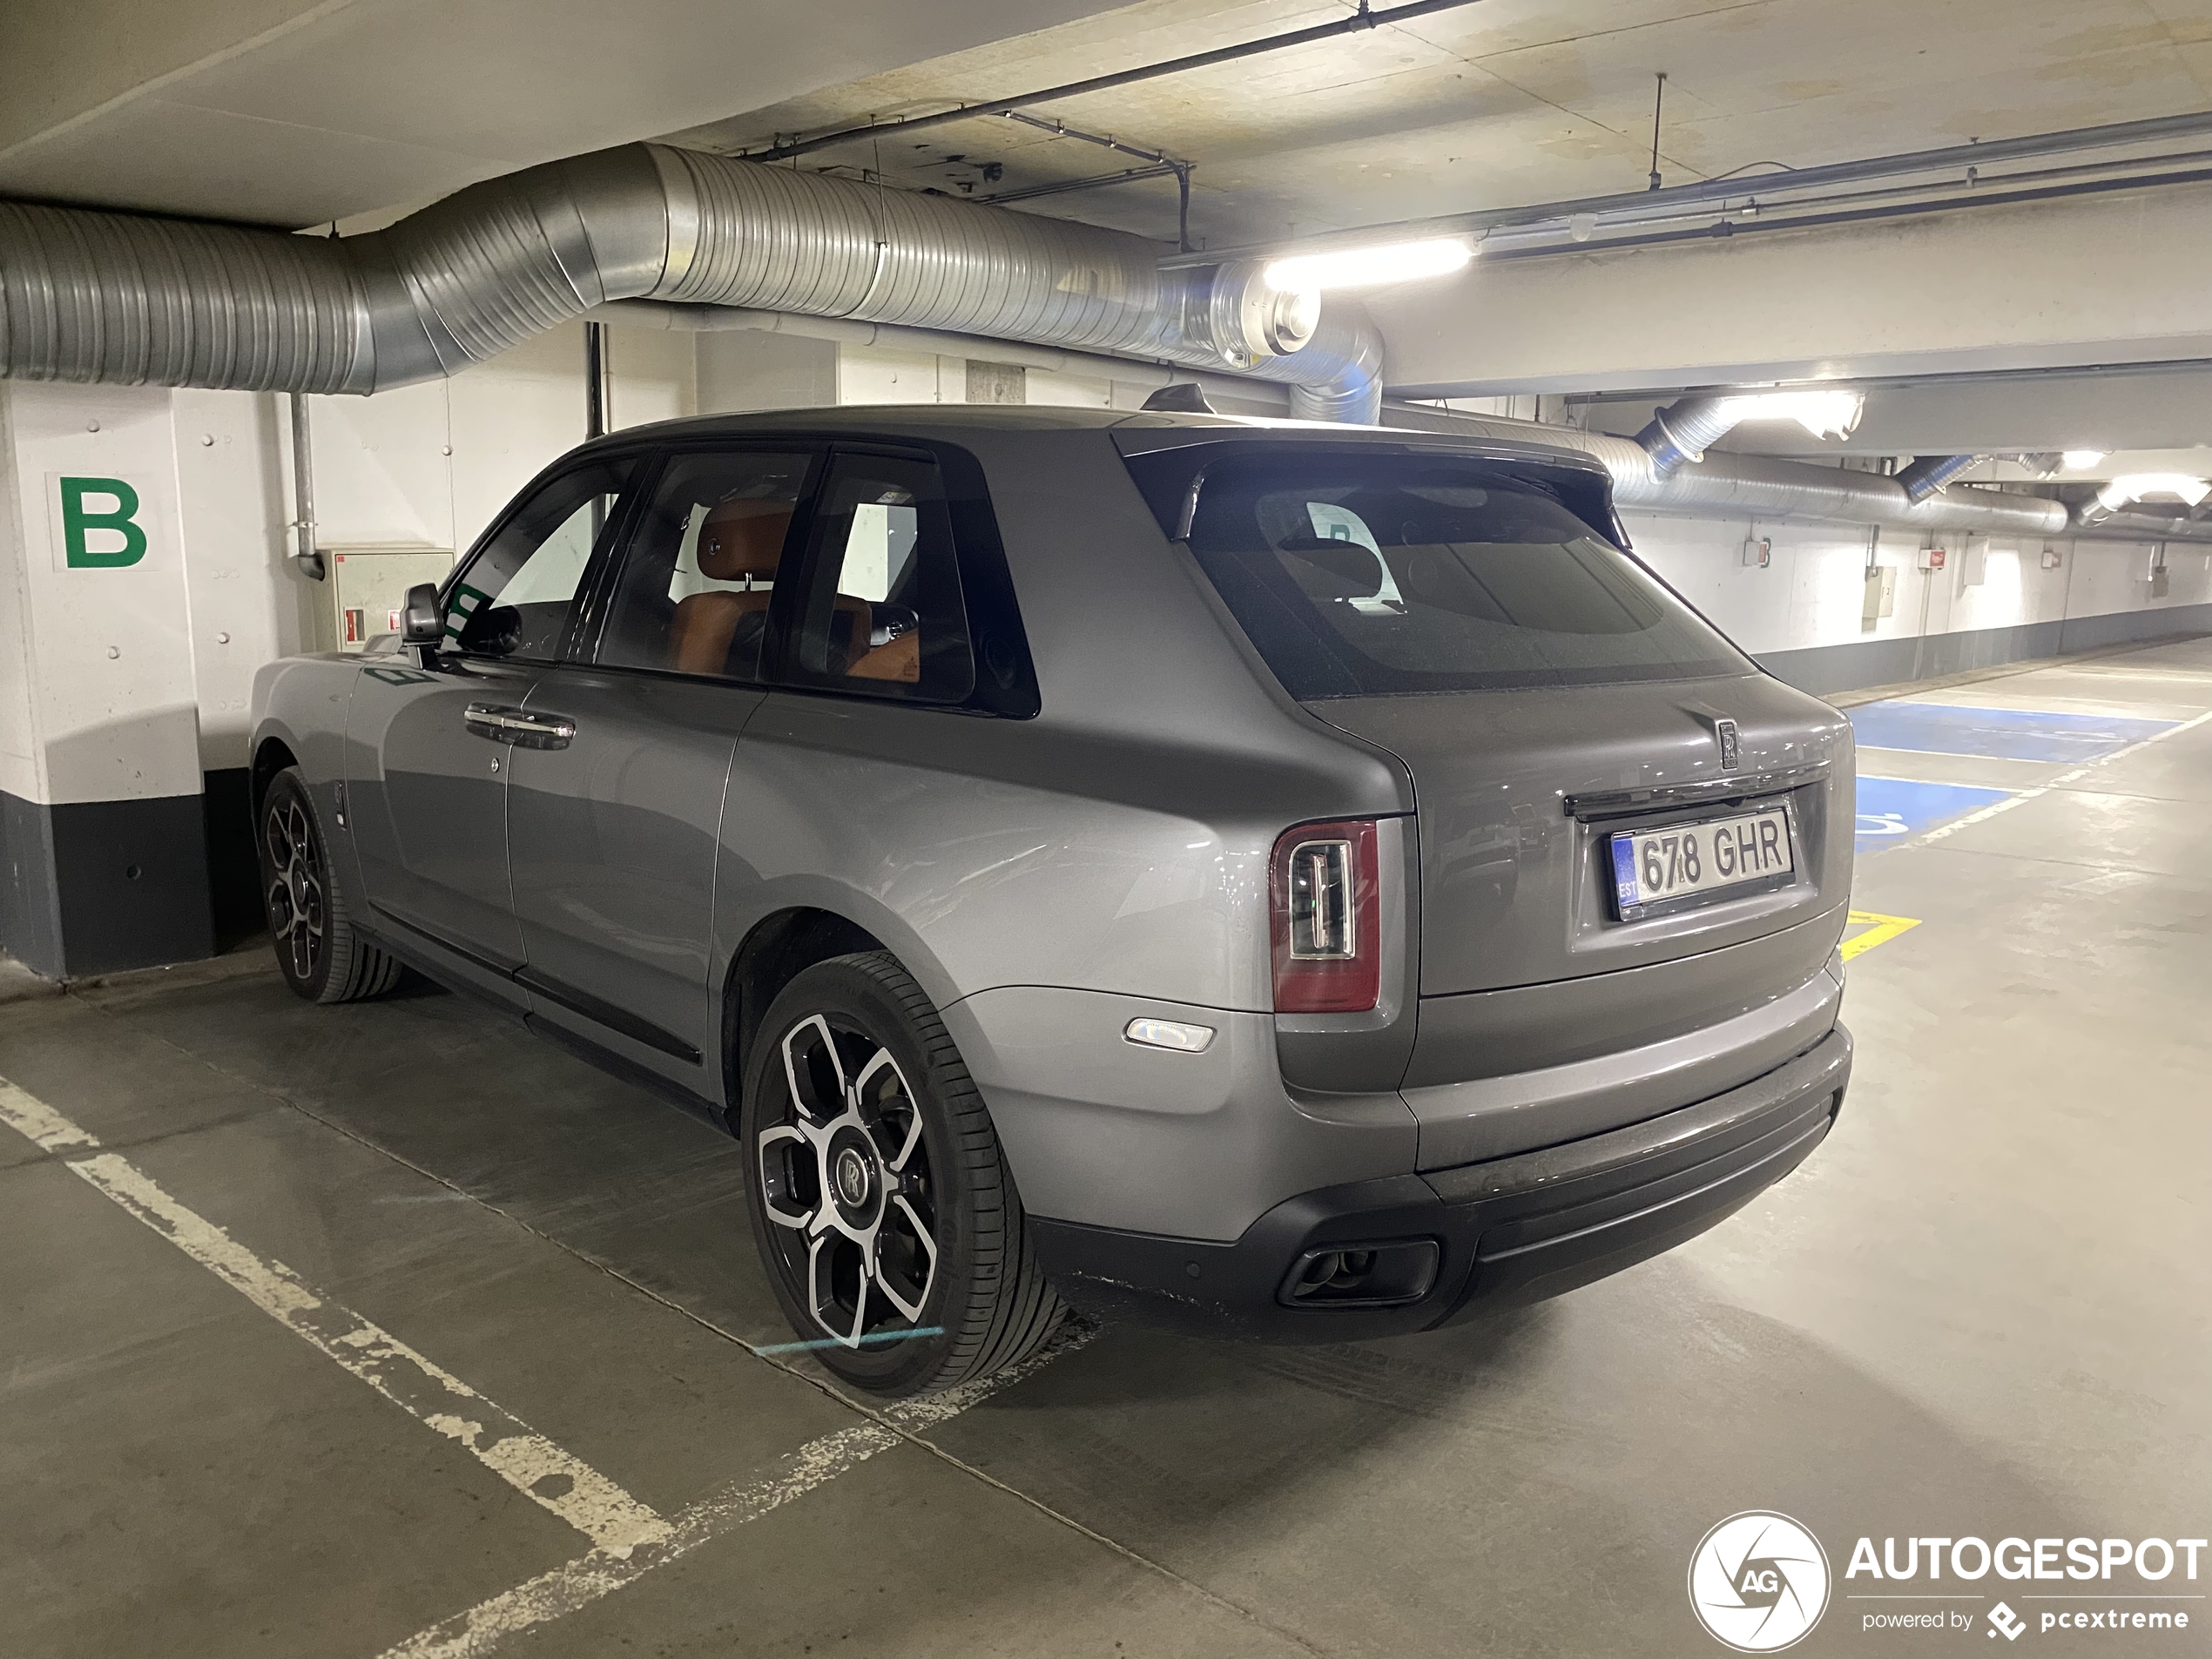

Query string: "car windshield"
[1180, 455, 1750, 697]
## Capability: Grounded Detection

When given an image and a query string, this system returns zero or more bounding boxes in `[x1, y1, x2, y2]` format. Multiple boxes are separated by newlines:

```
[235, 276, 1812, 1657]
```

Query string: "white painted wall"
[172, 388, 302, 772]
[307, 320, 697, 563]
[838, 346, 951, 406]
[1627, 512, 2212, 659]
[698, 331, 838, 415]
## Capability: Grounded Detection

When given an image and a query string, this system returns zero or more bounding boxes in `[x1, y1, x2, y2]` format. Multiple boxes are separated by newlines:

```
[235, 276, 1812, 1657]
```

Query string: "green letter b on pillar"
[58, 476, 148, 569]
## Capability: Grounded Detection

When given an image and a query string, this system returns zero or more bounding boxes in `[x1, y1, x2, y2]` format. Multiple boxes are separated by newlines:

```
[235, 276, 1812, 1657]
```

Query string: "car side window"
[444, 457, 634, 660]
[596, 450, 815, 681]
[786, 454, 974, 703]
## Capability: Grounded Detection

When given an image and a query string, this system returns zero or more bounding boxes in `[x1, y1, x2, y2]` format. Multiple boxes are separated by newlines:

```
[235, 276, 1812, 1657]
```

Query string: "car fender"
[251, 653, 361, 885]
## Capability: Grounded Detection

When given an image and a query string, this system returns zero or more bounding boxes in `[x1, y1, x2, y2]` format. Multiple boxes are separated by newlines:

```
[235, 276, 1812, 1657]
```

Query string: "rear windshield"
[1178, 455, 1750, 697]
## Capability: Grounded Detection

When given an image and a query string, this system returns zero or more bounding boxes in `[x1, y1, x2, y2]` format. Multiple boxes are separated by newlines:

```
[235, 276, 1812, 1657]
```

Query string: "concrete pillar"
[0, 381, 212, 973]
[0, 380, 305, 975]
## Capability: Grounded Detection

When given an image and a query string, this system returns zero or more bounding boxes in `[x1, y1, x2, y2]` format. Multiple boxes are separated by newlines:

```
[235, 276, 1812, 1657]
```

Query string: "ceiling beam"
[1372, 179, 2212, 400]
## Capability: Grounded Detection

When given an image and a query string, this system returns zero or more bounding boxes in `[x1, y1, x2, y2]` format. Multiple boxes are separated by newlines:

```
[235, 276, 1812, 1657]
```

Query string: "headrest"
[1276, 534, 1384, 597]
[697, 499, 792, 582]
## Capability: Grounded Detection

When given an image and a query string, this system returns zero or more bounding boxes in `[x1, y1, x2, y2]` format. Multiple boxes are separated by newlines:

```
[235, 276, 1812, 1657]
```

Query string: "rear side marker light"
[1270, 818, 1381, 1014]
[1124, 1017, 1216, 1053]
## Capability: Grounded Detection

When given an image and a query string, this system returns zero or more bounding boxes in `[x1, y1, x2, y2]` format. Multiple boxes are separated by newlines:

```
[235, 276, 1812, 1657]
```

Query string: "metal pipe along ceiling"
[1383, 406, 2074, 536]
[0, 143, 1383, 421]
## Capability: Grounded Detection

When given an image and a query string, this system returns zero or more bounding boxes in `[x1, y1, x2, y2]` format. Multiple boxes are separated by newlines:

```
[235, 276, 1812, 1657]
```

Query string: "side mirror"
[401, 583, 444, 646]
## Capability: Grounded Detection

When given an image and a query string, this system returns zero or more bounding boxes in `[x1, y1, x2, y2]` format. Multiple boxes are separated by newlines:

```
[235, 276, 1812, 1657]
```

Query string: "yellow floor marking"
[1842, 910, 1923, 961]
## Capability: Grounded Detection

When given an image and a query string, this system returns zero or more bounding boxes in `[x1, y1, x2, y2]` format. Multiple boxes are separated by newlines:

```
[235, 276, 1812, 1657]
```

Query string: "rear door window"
[780, 453, 976, 704]
[1176, 455, 1750, 697]
[595, 449, 817, 681]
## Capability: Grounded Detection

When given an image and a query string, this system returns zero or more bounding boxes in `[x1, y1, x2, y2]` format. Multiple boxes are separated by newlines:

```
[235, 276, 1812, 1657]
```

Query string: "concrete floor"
[4, 640, 2209, 1659]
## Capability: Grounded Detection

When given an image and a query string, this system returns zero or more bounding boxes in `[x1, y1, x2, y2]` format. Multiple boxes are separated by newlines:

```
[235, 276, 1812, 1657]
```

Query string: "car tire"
[740, 951, 1064, 1397]
[259, 768, 403, 1004]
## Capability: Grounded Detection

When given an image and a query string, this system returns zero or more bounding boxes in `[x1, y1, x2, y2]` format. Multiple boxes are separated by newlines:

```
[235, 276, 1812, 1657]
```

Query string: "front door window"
[444, 457, 634, 661]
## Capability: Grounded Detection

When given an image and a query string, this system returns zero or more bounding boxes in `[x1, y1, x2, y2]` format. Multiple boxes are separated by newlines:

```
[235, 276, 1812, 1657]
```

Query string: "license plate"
[1610, 806, 1794, 920]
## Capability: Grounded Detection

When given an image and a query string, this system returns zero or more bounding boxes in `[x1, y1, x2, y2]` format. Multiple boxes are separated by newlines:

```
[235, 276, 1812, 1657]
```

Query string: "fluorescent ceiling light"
[1264, 238, 1474, 293]
[2097, 473, 2210, 510]
[1716, 389, 1865, 441]
[2061, 449, 2107, 470]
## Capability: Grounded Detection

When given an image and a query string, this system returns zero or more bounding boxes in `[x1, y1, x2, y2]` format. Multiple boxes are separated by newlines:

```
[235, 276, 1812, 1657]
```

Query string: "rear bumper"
[1030, 1023, 1851, 1342]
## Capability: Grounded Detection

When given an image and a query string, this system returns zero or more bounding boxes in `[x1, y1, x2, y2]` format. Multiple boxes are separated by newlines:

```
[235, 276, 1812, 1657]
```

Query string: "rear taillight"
[1270, 818, 1381, 1014]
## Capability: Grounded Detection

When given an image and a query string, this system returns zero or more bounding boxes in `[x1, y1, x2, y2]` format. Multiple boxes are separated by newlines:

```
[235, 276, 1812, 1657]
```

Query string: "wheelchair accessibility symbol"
[1854, 776, 2015, 854]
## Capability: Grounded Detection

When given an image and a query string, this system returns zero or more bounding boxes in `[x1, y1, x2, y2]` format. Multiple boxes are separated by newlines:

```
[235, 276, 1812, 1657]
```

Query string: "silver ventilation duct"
[1633, 391, 1865, 478]
[0, 144, 1382, 421]
[1634, 395, 1747, 475]
[1894, 454, 1982, 503]
[2076, 506, 2212, 541]
[1385, 405, 2073, 537]
[1612, 442, 2066, 536]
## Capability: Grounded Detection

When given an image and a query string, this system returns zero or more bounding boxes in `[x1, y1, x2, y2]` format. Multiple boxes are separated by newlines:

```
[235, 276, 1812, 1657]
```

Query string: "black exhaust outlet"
[1278, 1238, 1440, 1308]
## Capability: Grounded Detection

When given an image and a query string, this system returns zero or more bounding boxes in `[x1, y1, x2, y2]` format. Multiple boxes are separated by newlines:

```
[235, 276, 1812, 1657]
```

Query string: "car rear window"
[1173, 454, 1750, 697]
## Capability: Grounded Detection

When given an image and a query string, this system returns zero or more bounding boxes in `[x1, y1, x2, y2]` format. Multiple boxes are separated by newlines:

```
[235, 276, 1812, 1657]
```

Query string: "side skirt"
[357, 909, 727, 1135]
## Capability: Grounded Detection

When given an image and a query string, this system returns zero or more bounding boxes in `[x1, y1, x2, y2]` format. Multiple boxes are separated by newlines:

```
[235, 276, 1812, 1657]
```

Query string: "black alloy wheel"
[741, 952, 1063, 1396]
[264, 788, 327, 986]
[258, 769, 402, 1004]
[758, 1009, 941, 1345]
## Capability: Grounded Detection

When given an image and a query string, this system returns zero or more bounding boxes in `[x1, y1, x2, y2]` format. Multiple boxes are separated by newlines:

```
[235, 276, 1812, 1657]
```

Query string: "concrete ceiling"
[10, 0, 2209, 250]
[660, 0, 2212, 252]
[0, 0, 1133, 226]
[10, 0, 2212, 423]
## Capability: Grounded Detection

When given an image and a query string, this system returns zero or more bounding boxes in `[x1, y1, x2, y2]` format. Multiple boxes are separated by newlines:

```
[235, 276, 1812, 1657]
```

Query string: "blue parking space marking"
[1855, 775, 2014, 853]
[1849, 701, 2176, 763]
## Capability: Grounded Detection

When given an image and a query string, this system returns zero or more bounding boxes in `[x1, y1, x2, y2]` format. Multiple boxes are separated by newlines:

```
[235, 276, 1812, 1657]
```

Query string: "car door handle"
[463, 703, 577, 750]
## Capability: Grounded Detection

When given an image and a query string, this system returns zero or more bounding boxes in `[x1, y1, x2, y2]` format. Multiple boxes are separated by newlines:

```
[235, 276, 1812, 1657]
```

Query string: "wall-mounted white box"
[324, 546, 454, 653]
[1862, 565, 1898, 624]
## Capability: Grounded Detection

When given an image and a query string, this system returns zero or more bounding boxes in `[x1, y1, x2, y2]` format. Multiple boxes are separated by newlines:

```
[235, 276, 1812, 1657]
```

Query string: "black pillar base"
[0, 786, 219, 978]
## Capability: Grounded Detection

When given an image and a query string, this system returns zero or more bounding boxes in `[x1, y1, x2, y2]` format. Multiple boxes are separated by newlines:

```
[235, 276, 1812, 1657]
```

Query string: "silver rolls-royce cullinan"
[250, 407, 1855, 1396]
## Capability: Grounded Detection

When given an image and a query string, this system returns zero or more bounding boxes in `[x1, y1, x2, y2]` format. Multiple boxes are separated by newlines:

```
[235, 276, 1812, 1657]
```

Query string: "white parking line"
[0, 1081, 671, 1557]
[379, 1326, 1091, 1659]
[2, 1071, 1089, 1659]
[0, 1078, 101, 1152]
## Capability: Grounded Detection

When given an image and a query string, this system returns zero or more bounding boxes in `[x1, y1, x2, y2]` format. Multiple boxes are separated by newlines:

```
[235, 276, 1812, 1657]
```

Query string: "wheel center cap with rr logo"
[834, 1145, 872, 1208]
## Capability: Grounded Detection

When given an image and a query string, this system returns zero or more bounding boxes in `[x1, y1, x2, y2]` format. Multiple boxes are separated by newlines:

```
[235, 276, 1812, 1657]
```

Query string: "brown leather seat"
[668, 500, 791, 675]
[667, 497, 887, 678]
